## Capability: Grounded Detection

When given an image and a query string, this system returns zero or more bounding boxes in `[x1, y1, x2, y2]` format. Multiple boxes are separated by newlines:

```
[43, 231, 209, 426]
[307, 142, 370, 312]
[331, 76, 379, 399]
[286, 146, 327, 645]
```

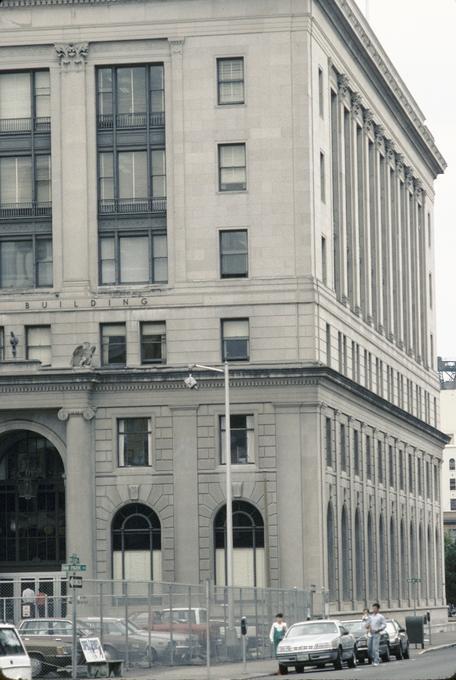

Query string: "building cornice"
[0, 0, 118, 5]
[0, 364, 447, 445]
[317, 0, 446, 177]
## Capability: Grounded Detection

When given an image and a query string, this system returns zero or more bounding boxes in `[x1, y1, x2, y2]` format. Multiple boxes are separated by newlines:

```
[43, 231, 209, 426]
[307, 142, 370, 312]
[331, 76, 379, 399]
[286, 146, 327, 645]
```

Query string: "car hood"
[279, 633, 337, 649]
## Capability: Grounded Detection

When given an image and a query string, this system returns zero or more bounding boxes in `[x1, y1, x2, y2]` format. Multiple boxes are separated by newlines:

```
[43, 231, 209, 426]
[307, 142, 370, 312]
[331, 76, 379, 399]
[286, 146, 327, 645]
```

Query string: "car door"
[339, 626, 351, 657]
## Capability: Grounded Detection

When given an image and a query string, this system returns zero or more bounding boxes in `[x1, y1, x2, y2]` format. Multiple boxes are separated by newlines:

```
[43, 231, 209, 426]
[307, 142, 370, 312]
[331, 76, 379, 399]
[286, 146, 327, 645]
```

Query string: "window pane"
[35, 156, 51, 203]
[0, 73, 31, 119]
[0, 240, 33, 288]
[151, 150, 166, 197]
[118, 418, 150, 466]
[0, 157, 32, 204]
[220, 230, 248, 277]
[118, 152, 147, 199]
[97, 68, 113, 115]
[150, 90, 164, 113]
[119, 236, 149, 283]
[218, 58, 244, 105]
[100, 236, 115, 284]
[34, 71, 50, 118]
[152, 234, 168, 283]
[141, 322, 165, 363]
[102, 324, 126, 365]
[222, 319, 249, 361]
[117, 67, 146, 114]
[27, 326, 51, 364]
[149, 66, 164, 90]
[223, 319, 249, 337]
[36, 238, 53, 287]
[219, 82, 244, 104]
[99, 153, 114, 200]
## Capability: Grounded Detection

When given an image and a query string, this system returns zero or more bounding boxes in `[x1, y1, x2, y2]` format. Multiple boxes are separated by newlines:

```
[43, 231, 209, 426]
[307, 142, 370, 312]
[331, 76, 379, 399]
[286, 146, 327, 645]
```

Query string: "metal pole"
[206, 579, 211, 680]
[71, 578, 77, 680]
[242, 634, 246, 674]
[414, 581, 417, 617]
[124, 581, 129, 668]
[224, 362, 234, 636]
[147, 582, 152, 668]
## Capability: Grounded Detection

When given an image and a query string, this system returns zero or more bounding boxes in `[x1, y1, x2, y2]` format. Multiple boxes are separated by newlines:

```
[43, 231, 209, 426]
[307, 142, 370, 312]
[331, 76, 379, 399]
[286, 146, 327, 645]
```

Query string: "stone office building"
[0, 0, 448, 620]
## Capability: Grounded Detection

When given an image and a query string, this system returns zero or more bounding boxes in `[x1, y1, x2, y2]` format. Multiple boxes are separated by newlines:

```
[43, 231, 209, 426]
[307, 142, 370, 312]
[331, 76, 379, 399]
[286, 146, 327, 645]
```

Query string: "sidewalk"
[123, 629, 456, 680]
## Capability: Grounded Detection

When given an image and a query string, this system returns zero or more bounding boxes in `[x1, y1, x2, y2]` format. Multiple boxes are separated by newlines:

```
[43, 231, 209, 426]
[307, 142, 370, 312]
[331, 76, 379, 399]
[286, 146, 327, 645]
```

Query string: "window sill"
[0, 287, 54, 295]
[216, 103, 246, 109]
[216, 463, 257, 470]
[95, 284, 168, 293]
[217, 190, 248, 195]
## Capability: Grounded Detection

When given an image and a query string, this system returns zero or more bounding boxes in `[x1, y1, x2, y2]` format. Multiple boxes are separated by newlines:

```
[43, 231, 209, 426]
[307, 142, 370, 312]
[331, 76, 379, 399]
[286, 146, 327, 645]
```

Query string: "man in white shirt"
[368, 602, 386, 666]
[22, 586, 36, 618]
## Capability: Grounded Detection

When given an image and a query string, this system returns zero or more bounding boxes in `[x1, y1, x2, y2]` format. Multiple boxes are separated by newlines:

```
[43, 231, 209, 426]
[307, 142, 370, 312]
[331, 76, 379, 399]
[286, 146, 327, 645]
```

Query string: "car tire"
[103, 644, 119, 661]
[403, 644, 410, 660]
[396, 644, 404, 660]
[382, 645, 391, 662]
[347, 651, 356, 668]
[29, 654, 45, 678]
[147, 647, 158, 663]
[333, 649, 343, 670]
[295, 663, 304, 673]
[278, 663, 288, 675]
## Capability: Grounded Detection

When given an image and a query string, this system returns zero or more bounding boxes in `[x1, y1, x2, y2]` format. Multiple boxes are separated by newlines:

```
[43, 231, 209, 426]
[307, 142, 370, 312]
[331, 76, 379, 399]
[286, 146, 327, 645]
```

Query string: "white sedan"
[276, 619, 356, 673]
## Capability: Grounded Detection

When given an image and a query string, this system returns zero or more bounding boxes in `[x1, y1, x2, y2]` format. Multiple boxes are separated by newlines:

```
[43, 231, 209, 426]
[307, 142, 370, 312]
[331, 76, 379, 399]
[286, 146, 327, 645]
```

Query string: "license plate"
[297, 653, 308, 661]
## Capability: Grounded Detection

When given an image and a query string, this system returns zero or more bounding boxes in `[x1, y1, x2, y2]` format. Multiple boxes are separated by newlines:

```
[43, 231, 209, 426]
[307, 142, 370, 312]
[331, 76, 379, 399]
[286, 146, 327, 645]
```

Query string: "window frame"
[218, 143, 247, 192]
[140, 321, 166, 365]
[99, 230, 168, 286]
[219, 413, 255, 465]
[216, 57, 245, 106]
[0, 235, 53, 290]
[219, 228, 248, 279]
[117, 417, 152, 467]
[100, 322, 127, 367]
[25, 324, 51, 364]
[221, 317, 250, 362]
[0, 69, 51, 133]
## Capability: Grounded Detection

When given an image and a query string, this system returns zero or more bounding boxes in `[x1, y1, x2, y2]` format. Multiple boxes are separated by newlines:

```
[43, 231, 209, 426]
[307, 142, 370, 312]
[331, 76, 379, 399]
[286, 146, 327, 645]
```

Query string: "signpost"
[62, 554, 87, 680]
[407, 577, 422, 617]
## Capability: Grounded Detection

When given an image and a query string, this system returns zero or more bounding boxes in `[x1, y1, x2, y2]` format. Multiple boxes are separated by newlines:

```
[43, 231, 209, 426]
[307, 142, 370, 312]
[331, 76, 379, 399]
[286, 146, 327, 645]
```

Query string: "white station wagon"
[276, 619, 356, 673]
[0, 624, 31, 680]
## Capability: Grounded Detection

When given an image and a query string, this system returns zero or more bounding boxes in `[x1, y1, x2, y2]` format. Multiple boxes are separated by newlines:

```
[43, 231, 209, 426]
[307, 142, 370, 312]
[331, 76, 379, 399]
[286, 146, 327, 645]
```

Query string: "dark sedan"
[385, 619, 410, 660]
[341, 620, 390, 663]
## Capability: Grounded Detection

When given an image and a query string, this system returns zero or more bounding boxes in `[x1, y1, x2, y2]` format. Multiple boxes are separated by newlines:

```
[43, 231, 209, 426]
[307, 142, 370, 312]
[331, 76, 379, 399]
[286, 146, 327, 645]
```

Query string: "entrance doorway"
[0, 574, 68, 624]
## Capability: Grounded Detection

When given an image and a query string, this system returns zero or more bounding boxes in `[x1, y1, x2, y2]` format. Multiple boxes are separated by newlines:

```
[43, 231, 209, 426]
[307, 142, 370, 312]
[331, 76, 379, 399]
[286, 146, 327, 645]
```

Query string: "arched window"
[450, 458, 455, 471]
[379, 514, 387, 600]
[214, 501, 265, 587]
[341, 505, 351, 601]
[327, 502, 337, 601]
[112, 503, 161, 581]
[367, 512, 375, 600]
[355, 508, 364, 602]
[390, 518, 398, 600]
[400, 519, 407, 598]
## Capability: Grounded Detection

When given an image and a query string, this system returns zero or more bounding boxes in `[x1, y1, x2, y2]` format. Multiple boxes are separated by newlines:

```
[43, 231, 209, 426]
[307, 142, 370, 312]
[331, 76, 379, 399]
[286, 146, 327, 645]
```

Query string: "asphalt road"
[261, 647, 456, 680]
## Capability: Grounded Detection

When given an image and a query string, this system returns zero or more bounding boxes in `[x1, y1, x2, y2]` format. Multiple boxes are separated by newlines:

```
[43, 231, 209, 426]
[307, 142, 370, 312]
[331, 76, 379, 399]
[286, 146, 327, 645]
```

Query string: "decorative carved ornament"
[71, 342, 96, 368]
[337, 73, 350, 98]
[351, 92, 363, 118]
[55, 42, 89, 67]
[168, 39, 185, 55]
[57, 406, 96, 421]
[363, 108, 375, 135]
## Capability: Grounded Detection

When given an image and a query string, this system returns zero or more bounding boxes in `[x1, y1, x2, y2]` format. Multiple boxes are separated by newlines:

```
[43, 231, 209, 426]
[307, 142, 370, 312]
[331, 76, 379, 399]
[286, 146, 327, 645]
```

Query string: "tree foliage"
[445, 532, 456, 604]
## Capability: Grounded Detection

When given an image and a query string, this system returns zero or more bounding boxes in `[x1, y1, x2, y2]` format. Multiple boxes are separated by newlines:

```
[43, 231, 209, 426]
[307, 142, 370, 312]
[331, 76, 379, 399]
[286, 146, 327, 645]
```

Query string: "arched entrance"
[0, 430, 67, 620]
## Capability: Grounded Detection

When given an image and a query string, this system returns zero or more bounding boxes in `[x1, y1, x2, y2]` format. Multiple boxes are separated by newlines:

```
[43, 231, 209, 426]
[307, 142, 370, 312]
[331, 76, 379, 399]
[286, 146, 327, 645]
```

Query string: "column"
[54, 43, 90, 292]
[363, 111, 374, 324]
[171, 407, 199, 584]
[350, 95, 362, 314]
[336, 75, 349, 304]
[373, 127, 384, 332]
[58, 406, 96, 577]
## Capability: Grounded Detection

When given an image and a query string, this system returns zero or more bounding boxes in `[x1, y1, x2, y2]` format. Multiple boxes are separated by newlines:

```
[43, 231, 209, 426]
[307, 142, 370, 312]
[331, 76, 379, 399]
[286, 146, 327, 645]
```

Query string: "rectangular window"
[217, 57, 244, 105]
[343, 335, 347, 375]
[0, 237, 52, 289]
[218, 143, 246, 192]
[220, 414, 254, 464]
[325, 417, 332, 467]
[326, 322, 331, 367]
[321, 236, 327, 285]
[0, 70, 50, 130]
[429, 272, 433, 309]
[220, 229, 248, 278]
[26, 325, 51, 365]
[222, 318, 249, 361]
[101, 323, 126, 366]
[451, 499, 456, 511]
[399, 450, 404, 490]
[377, 440, 383, 484]
[140, 322, 166, 364]
[318, 67, 324, 117]
[353, 430, 360, 476]
[0, 155, 51, 210]
[0, 327, 3, 361]
[118, 417, 151, 467]
[426, 461, 431, 498]
[366, 435, 372, 481]
[118, 151, 147, 200]
[117, 66, 147, 117]
[434, 465, 439, 499]
[418, 460, 423, 496]
[338, 332, 343, 373]
[340, 423, 346, 472]
[151, 149, 166, 198]
[99, 232, 167, 285]
[389, 445, 394, 487]
[320, 152, 326, 202]
[408, 453, 414, 493]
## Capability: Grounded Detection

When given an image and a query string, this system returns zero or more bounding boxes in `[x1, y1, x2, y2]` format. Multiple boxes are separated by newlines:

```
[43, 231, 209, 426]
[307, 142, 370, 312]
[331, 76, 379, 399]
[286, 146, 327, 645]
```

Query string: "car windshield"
[287, 622, 338, 638]
[0, 629, 24, 656]
[342, 621, 364, 635]
[386, 622, 396, 635]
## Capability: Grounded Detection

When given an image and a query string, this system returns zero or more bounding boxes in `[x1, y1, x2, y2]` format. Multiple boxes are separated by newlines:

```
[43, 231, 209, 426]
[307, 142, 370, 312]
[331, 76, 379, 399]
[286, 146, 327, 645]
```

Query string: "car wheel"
[396, 644, 404, 660]
[103, 644, 119, 661]
[278, 663, 288, 675]
[403, 644, 410, 660]
[295, 663, 304, 673]
[347, 650, 356, 668]
[29, 654, 45, 678]
[382, 645, 391, 662]
[147, 647, 158, 664]
[333, 649, 343, 670]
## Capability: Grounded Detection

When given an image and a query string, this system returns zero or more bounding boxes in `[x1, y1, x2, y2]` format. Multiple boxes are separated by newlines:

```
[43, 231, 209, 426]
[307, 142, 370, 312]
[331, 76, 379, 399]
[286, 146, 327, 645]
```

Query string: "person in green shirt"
[269, 612, 288, 656]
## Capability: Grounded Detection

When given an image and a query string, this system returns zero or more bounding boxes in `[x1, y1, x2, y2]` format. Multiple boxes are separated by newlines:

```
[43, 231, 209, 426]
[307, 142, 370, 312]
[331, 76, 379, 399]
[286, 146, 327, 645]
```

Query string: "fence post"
[206, 579, 211, 679]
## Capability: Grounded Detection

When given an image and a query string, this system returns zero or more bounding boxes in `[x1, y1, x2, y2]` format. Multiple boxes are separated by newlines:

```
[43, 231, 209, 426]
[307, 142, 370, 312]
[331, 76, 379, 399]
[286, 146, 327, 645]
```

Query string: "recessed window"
[218, 144, 246, 192]
[217, 58, 244, 105]
[321, 236, 327, 285]
[118, 417, 151, 467]
[325, 417, 332, 467]
[220, 414, 254, 464]
[0, 237, 52, 289]
[451, 478, 456, 491]
[451, 499, 456, 511]
[100, 233, 167, 285]
[318, 67, 324, 117]
[26, 325, 51, 365]
[101, 323, 126, 366]
[221, 318, 249, 361]
[0, 70, 50, 132]
[140, 322, 166, 364]
[0, 327, 4, 361]
[320, 151, 326, 202]
[220, 229, 248, 278]
[450, 458, 455, 471]
[0, 155, 51, 215]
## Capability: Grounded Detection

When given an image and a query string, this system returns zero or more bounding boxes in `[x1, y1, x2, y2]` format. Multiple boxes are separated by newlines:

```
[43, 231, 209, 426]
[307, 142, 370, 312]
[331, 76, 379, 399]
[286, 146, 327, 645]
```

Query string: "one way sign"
[69, 575, 83, 589]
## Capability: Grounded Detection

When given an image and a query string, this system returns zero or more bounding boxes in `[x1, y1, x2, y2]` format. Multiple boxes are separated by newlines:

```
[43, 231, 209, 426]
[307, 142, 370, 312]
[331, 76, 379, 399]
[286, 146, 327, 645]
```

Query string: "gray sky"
[355, 0, 455, 358]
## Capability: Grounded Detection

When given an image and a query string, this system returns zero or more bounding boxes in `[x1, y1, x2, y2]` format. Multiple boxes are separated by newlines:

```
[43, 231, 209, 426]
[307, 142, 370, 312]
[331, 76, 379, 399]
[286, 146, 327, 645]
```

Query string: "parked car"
[341, 619, 390, 663]
[0, 623, 32, 680]
[129, 609, 209, 657]
[18, 618, 87, 677]
[276, 619, 356, 674]
[384, 619, 410, 659]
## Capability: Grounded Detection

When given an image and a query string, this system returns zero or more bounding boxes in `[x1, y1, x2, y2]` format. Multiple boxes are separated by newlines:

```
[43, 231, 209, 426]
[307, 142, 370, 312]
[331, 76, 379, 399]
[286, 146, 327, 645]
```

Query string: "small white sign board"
[80, 638, 106, 663]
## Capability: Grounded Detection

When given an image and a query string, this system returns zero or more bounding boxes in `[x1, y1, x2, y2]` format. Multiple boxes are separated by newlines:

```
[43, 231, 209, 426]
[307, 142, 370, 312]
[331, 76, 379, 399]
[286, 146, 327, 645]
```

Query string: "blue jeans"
[368, 633, 381, 664]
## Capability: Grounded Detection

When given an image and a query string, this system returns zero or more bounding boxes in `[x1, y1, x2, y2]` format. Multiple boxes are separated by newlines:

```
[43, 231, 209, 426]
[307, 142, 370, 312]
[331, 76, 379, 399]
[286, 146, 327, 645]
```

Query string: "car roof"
[79, 617, 121, 622]
[291, 619, 339, 626]
[0, 624, 17, 629]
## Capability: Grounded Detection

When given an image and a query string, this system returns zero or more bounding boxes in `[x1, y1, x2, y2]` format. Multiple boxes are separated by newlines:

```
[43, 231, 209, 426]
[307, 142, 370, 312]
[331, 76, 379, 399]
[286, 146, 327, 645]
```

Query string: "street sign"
[69, 575, 83, 589]
[62, 563, 87, 572]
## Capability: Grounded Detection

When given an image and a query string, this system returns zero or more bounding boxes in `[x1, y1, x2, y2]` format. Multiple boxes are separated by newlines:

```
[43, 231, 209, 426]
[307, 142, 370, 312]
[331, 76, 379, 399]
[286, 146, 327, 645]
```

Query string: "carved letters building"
[0, 0, 448, 620]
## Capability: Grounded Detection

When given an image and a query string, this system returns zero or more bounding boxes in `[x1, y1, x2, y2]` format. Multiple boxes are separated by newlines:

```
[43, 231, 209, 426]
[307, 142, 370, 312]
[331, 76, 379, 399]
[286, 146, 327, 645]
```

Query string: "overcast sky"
[354, 0, 455, 358]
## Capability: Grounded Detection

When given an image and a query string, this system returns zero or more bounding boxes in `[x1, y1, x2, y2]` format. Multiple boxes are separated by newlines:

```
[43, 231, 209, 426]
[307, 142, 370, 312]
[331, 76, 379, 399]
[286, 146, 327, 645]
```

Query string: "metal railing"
[0, 202, 52, 218]
[0, 117, 51, 133]
[97, 112, 165, 129]
[98, 197, 166, 215]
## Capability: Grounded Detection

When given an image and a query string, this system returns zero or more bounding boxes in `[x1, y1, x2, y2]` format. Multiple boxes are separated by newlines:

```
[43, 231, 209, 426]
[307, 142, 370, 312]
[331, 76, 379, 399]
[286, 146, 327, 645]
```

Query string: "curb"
[419, 642, 456, 655]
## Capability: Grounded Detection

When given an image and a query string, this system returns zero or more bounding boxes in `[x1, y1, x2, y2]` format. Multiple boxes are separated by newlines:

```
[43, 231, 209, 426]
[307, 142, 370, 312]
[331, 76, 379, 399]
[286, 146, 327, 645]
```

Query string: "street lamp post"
[186, 363, 234, 634]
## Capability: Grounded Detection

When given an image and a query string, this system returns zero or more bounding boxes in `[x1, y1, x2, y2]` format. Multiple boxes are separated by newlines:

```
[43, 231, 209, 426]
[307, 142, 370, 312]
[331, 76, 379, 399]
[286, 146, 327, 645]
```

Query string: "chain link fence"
[0, 578, 318, 675]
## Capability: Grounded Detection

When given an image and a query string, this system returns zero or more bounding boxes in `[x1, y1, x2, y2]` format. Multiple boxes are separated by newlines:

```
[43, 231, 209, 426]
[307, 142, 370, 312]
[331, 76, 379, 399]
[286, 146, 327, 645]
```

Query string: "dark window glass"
[389, 445, 394, 487]
[451, 499, 456, 511]
[218, 144, 246, 192]
[220, 230, 248, 278]
[118, 418, 151, 467]
[450, 478, 456, 491]
[366, 435, 372, 480]
[325, 417, 332, 467]
[340, 423, 346, 472]
[217, 58, 244, 105]
[101, 323, 126, 366]
[141, 322, 166, 364]
[222, 318, 249, 361]
[220, 414, 254, 464]
[378, 441, 383, 484]
[450, 458, 455, 471]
